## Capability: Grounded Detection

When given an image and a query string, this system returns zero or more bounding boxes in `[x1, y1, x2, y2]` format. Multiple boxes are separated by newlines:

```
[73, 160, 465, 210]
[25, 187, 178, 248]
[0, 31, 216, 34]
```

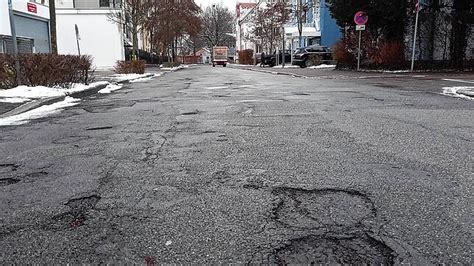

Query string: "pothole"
[53, 135, 91, 144]
[272, 187, 376, 230]
[86, 126, 114, 131]
[180, 110, 200, 116]
[0, 178, 20, 186]
[66, 195, 101, 210]
[273, 234, 395, 264]
[0, 163, 20, 173]
[45, 195, 101, 230]
[23, 171, 48, 178]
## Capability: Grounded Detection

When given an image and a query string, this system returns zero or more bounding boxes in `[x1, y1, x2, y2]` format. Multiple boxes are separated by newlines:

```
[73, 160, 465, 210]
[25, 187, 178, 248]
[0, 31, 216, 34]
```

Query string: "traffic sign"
[354, 11, 368, 25]
[356, 25, 366, 31]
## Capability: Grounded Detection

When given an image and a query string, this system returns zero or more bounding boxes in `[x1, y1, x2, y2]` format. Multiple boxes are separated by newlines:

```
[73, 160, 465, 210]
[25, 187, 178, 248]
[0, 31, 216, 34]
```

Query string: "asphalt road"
[1, 66, 472, 264]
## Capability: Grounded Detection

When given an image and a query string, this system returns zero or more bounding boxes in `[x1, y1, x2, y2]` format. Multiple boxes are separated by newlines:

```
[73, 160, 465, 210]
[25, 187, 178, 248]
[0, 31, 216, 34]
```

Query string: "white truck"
[212, 46, 229, 67]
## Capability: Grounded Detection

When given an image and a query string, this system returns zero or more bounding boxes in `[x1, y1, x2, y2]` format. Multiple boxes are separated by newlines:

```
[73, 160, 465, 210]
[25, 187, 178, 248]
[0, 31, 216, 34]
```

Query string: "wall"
[0, 0, 50, 36]
[319, 0, 341, 47]
[56, 9, 124, 69]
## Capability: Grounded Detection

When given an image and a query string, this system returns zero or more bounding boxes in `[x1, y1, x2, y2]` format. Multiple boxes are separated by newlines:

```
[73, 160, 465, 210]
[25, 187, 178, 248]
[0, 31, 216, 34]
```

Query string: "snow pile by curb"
[130, 73, 162, 83]
[161, 65, 190, 71]
[0, 97, 80, 126]
[272, 65, 300, 69]
[442, 87, 474, 100]
[0, 81, 108, 103]
[108, 73, 156, 82]
[98, 84, 123, 94]
[308, 64, 336, 69]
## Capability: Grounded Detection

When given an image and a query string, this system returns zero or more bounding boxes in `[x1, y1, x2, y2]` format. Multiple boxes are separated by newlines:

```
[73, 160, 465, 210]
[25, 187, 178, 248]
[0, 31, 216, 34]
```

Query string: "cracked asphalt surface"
[1, 66, 472, 264]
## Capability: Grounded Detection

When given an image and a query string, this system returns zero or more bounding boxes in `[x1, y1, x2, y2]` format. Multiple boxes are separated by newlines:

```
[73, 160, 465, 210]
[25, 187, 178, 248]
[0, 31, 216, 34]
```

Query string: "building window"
[99, 0, 110, 7]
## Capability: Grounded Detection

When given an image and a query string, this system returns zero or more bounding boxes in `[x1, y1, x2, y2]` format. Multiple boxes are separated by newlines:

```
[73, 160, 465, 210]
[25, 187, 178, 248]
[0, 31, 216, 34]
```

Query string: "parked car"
[292, 45, 332, 68]
[265, 50, 292, 67]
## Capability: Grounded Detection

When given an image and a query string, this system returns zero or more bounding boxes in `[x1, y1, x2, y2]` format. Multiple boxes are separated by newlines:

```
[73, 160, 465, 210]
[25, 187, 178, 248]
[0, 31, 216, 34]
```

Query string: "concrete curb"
[457, 89, 474, 98]
[0, 82, 109, 119]
[68, 82, 109, 98]
[0, 96, 66, 119]
[0, 73, 161, 120]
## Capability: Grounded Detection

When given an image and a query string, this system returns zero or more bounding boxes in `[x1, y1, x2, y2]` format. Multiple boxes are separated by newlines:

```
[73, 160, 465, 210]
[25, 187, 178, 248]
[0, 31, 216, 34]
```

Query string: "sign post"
[354, 11, 368, 71]
[75, 24, 81, 56]
[411, 0, 422, 72]
[8, 0, 21, 85]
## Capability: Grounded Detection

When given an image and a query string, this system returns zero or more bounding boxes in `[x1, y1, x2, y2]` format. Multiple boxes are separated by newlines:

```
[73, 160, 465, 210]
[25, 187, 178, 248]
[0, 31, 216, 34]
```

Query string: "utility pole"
[8, 0, 21, 85]
[49, 0, 58, 54]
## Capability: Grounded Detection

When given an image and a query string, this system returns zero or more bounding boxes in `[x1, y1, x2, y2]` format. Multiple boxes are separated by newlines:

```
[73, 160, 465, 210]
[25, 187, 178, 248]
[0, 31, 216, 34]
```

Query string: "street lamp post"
[8, 0, 21, 85]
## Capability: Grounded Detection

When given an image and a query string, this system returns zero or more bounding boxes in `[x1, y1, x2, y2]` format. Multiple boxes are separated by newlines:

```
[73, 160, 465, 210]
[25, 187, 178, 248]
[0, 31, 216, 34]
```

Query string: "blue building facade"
[319, 0, 341, 47]
[285, 0, 341, 49]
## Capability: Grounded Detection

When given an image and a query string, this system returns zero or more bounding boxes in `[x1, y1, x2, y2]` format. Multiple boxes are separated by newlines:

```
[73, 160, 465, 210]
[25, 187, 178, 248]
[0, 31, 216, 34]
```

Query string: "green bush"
[114, 59, 146, 74]
[0, 54, 93, 89]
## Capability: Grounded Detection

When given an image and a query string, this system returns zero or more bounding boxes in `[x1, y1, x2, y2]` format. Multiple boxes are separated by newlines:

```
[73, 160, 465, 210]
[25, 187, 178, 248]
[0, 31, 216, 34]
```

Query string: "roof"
[239, 3, 257, 9]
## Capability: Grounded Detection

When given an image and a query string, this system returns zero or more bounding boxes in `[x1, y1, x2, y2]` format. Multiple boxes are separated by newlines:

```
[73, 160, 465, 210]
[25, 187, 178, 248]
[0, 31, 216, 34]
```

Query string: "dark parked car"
[292, 45, 332, 68]
[264, 50, 292, 67]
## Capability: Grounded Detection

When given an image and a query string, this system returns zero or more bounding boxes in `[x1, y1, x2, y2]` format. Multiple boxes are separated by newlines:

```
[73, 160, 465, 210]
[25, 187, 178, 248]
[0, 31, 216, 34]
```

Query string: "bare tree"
[252, 1, 290, 52]
[108, 0, 150, 59]
[294, 0, 313, 47]
[200, 5, 235, 49]
[144, 0, 201, 62]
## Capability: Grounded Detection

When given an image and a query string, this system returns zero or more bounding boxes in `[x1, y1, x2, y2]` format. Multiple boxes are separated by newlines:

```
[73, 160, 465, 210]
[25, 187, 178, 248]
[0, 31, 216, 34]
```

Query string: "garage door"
[13, 14, 50, 53]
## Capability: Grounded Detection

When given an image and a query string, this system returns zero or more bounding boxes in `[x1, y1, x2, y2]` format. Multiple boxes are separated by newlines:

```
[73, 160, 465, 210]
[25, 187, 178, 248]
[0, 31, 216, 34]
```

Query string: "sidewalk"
[0, 65, 193, 124]
[0, 69, 159, 118]
[230, 64, 474, 80]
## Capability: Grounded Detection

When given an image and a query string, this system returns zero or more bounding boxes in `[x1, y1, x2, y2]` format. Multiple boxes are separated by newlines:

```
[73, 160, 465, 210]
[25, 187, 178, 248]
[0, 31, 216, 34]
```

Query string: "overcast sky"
[194, 0, 237, 11]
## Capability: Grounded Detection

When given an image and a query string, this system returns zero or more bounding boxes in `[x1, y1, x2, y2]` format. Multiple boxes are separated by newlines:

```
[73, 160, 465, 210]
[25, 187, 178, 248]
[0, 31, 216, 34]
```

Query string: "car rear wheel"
[305, 59, 313, 68]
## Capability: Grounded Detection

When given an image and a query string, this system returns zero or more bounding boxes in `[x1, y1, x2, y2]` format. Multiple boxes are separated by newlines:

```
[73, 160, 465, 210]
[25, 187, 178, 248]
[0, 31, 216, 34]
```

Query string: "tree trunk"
[450, 0, 469, 66]
[49, 0, 58, 54]
[132, 25, 139, 60]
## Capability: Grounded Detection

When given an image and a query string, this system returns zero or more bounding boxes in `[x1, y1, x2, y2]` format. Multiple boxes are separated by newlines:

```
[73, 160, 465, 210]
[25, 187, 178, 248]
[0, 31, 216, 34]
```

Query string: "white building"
[236, 0, 258, 53]
[0, 0, 51, 54]
[55, 0, 125, 69]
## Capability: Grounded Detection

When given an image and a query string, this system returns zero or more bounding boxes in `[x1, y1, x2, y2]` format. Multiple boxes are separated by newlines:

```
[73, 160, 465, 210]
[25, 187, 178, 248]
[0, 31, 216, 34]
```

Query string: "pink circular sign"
[354, 11, 368, 25]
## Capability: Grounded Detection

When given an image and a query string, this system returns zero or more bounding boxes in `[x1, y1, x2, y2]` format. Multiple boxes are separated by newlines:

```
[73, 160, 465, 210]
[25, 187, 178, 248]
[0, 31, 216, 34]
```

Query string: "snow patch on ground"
[272, 65, 300, 68]
[130, 73, 161, 83]
[206, 86, 227, 90]
[0, 97, 30, 103]
[0, 86, 65, 102]
[442, 87, 473, 100]
[0, 81, 108, 103]
[98, 84, 123, 94]
[308, 64, 337, 69]
[109, 73, 155, 82]
[161, 65, 190, 71]
[0, 97, 80, 126]
[382, 70, 410, 73]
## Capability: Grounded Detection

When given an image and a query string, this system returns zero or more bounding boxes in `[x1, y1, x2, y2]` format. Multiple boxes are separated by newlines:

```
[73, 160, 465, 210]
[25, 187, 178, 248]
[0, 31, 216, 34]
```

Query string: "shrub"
[332, 41, 356, 65]
[0, 54, 93, 89]
[114, 59, 146, 74]
[375, 41, 406, 68]
[238, 49, 254, 65]
[161, 62, 181, 68]
[307, 54, 323, 66]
